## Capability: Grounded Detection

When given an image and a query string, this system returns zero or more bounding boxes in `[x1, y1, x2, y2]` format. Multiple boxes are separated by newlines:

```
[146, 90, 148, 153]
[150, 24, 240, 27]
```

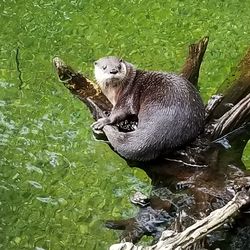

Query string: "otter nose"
[110, 69, 118, 74]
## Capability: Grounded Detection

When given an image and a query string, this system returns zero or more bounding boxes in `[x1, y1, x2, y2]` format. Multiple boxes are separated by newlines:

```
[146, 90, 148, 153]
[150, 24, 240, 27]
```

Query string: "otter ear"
[94, 61, 98, 65]
[119, 58, 123, 63]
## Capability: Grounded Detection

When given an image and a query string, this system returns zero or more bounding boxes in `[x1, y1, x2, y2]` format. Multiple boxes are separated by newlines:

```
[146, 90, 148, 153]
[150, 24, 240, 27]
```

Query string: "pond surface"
[1, 0, 250, 249]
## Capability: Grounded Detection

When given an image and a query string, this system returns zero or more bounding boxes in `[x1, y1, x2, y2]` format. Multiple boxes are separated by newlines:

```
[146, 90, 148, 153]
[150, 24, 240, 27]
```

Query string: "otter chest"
[103, 86, 120, 106]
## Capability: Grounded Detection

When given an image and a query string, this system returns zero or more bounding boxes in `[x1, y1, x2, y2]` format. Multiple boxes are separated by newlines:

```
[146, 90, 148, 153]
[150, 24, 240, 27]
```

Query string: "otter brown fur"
[92, 56, 205, 161]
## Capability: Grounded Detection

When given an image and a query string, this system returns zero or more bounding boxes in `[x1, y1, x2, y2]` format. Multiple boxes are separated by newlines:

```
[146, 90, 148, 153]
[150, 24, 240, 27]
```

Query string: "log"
[53, 37, 250, 249]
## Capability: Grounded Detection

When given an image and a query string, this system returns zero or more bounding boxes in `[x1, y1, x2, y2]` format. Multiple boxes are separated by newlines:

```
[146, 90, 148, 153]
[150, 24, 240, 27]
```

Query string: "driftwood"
[53, 37, 250, 249]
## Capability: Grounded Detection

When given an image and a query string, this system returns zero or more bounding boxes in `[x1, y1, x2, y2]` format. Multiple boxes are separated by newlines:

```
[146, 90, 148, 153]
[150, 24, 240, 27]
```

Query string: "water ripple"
[27, 180, 43, 189]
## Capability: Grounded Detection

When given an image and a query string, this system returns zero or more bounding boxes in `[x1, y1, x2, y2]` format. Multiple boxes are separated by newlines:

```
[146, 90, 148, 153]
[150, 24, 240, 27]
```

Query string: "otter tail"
[102, 125, 167, 161]
[102, 106, 204, 162]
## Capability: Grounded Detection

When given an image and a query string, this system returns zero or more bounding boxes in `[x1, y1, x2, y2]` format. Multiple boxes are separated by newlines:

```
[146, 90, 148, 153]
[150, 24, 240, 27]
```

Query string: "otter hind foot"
[91, 117, 111, 130]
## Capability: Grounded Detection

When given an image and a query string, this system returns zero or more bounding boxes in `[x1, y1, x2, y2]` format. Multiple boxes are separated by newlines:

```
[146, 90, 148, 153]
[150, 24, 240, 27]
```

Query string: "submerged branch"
[110, 189, 250, 250]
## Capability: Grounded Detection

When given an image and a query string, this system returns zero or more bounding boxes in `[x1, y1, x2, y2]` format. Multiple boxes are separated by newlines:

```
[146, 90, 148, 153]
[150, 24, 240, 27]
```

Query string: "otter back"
[94, 57, 205, 161]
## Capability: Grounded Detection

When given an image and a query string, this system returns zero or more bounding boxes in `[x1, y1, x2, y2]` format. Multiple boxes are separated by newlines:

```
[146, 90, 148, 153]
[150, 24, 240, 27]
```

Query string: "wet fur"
[93, 57, 205, 161]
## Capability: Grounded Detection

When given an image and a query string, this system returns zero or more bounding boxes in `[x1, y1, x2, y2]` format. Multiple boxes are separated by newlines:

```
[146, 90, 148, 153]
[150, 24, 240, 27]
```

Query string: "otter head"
[94, 56, 127, 90]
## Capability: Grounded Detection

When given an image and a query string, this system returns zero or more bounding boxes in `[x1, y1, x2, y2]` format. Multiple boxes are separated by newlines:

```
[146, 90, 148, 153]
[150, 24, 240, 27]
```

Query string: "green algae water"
[1, 0, 250, 249]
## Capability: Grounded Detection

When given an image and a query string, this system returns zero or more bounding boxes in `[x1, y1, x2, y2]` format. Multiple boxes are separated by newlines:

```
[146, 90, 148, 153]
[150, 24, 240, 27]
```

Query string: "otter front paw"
[91, 118, 110, 130]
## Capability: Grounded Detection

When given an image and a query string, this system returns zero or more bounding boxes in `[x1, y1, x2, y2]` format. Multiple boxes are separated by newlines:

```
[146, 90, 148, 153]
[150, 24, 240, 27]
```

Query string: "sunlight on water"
[0, 0, 250, 249]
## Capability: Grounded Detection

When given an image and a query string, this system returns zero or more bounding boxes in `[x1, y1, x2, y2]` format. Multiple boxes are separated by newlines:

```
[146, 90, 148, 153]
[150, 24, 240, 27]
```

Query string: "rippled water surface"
[1, 0, 250, 249]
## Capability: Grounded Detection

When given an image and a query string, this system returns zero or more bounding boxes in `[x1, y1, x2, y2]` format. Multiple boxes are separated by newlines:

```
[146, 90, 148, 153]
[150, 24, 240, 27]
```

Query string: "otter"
[92, 56, 205, 161]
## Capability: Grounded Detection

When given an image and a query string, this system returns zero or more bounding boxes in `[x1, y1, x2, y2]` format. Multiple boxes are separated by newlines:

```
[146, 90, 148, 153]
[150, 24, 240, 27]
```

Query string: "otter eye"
[102, 65, 107, 70]
[117, 64, 122, 70]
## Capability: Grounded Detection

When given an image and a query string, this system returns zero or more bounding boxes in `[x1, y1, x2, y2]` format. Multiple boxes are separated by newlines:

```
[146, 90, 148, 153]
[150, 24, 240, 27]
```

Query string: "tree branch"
[53, 57, 112, 119]
[211, 93, 250, 139]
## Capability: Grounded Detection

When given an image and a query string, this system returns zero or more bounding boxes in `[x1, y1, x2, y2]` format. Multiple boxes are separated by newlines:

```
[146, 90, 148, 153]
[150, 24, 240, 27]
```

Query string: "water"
[1, 0, 250, 249]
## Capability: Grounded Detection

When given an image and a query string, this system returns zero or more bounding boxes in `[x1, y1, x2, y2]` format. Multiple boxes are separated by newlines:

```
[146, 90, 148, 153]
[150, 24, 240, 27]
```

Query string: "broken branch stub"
[180, 36, 209, 87]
